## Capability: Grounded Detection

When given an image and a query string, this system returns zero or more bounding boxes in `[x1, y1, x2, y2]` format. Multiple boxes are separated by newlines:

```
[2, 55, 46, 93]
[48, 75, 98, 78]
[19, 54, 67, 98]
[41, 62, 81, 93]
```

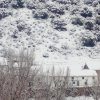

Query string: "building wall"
[33, 75, 98, 89]
[69, 76, 98, 87]
[96, 70, 100, 85]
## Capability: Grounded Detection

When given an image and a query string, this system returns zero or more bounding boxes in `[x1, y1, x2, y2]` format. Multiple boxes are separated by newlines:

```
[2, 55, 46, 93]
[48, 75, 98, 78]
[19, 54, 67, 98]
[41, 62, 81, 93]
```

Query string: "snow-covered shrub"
[54, 26, 67, 31]
[11, 0, 25, 9]
[96, 33, 100, 42]
[0, 0, 11, 8]
[52, 19, 67, 31]
[0, 8, 12, 20]
[65, 6, 69, 10]
[43, 53, 49, 58]
[39, 0, 46, 3]
[16, 20, 32, 35]
[70, 0, 78, 5]
[25, 0, 42, 10]
[92, 0, 100, 7]
[26, 1, 36, 9]
[49, 45, 59, 52]
[61, 44, 68, 50]
[26, 27, 32, 36]
[71, 8, 79, 15]
[82, 36, 96, 47]
[17, 24, 26, 32]
[84, 0, 94, 4]
[94, 25, 100, 31]
[11, 34, 18, 39]
[52, 19, 67, 26]
[97, 8, 100, 15]
[50, 15, 55, 19]
[80, 8, 92, 18]
[16, 0, 25, 8]
[48, 6, 65, 15]
[17, 20, 27, 31]
[84, 21, 94, 30]
[34, 11, 49, 19]
[96, 16, 100, 25]
[55, 0, 70, 4]
[10, 29, 18, 39]
[26, 0, 46, 10]
[0, 29, 3, 38]
[72, 18, 83, 26]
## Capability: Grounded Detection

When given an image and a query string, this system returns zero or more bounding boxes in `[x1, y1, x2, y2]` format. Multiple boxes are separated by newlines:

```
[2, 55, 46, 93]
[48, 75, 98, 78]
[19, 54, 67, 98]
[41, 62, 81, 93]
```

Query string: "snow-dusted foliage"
[0, 0, 100, 67]
[0, 8, 12, 19]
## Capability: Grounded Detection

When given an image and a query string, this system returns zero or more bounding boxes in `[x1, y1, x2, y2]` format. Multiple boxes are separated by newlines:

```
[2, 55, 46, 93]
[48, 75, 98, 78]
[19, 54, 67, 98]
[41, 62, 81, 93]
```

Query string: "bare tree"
[51, 67, 70, 100]
[0, 49, 39, 100]
[90, 78, 100, 100]
[0, 48, 71, 100]
[31, 66, 70, 100]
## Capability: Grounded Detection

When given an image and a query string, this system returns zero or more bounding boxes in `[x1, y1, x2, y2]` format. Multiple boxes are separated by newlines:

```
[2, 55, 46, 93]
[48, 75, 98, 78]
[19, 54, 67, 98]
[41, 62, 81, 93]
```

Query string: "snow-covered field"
[29, 96, 95, 100]
[65, 96, 94, 100]
[66, 96, 94, 100]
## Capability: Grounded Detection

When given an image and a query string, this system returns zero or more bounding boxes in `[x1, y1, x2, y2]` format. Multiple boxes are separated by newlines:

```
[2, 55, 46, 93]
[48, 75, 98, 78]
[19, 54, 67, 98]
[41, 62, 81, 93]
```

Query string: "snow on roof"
[33, 55, 99, 76]
[70, 69, 97, 76]
[32, 62, 97, 77]
[35, 55, 100, 71]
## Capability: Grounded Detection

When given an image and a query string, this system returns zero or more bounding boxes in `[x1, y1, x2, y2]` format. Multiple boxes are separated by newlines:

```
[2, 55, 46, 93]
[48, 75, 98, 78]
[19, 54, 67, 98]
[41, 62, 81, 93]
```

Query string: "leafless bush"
[90, 86, 100, 100]
[0, 48, 71, 100]
[85, 76, 100, 100]
[0, 49, 39, 100]
[33, 67, 70, 100]
[51, 67, 70, 100]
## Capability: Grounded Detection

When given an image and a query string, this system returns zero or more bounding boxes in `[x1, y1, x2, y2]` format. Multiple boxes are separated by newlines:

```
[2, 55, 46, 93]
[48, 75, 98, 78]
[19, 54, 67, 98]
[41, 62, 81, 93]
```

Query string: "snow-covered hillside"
[0, 0, 100, 70]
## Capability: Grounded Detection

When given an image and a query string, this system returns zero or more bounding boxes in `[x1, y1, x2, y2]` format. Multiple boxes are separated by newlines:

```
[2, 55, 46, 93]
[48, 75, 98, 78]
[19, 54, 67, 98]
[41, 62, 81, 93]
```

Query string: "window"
[73, 81, 75, 84]
[72, 77, 74, 80]
[28, 82, 33, 87]
[92, 77, 95, 80]
[77, 81, 79, 86]
[82, 77, 84, 79]
[85, 81, 88, 86]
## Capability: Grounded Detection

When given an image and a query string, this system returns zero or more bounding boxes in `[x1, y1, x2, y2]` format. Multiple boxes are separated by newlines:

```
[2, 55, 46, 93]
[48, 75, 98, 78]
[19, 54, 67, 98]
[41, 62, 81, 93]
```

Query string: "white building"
[0, 58, 98, 88]
[32, 63, 99, 88]
[69, 64, 98, 87]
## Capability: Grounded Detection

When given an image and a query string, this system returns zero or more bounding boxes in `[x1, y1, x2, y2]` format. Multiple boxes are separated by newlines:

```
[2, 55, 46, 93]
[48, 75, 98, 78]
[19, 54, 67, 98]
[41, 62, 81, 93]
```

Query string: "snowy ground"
[65, 96, 94, 100]
[29, 96, 95, 100]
